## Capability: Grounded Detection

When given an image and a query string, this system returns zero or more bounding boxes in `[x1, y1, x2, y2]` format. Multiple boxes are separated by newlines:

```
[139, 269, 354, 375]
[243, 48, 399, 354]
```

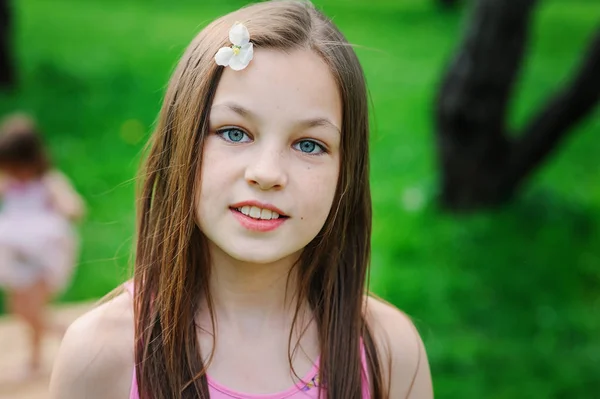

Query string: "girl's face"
[196, 48, 342, 265]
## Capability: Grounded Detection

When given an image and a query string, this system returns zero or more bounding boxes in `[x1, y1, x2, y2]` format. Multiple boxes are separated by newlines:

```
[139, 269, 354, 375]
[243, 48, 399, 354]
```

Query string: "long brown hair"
[134, 1, 384, 397]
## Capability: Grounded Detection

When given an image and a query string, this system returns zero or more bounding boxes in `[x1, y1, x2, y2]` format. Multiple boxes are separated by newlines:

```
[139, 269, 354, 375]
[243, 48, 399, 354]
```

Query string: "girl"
[50, 1, 433, 398]
[0, 113, 85, 380]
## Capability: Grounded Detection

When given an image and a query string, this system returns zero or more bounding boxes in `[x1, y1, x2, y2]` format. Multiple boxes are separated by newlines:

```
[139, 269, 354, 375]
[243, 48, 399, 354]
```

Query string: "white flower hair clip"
[214, 22, 254, 71]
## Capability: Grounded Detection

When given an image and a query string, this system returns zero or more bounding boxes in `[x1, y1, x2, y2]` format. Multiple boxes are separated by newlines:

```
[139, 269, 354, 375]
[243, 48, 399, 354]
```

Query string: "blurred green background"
[1, 0, 599, 397]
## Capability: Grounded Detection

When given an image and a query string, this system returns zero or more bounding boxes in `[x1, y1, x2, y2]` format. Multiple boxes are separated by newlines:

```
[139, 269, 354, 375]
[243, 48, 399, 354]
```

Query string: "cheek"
[198, 138, 231, 193]
[298, 164, 339, 223]
[196, 142, 224, 217]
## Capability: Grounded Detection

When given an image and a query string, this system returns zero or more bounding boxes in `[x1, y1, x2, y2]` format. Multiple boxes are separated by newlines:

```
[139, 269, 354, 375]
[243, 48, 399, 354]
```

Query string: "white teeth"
[249, 206, 262, 218]
[237, 205, 283, 220]
[260, 208, 272, 220]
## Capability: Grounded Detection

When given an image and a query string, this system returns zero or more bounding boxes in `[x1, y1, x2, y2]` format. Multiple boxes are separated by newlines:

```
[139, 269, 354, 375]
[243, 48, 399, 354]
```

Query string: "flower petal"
[228, 44, 254, 71]
[229, 23, 250, 46]
[240, 43, 254, 64]
[228, 56, 247, 71]
[214, 47, 234, 66]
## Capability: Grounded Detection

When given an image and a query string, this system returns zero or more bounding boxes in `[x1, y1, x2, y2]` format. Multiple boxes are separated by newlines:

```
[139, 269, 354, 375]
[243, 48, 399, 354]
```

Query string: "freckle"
[301, 217, 304, 220]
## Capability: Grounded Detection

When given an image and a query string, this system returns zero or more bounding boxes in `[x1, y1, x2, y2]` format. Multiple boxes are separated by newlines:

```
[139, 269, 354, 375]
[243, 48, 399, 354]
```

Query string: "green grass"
[1, 0, 599, 397]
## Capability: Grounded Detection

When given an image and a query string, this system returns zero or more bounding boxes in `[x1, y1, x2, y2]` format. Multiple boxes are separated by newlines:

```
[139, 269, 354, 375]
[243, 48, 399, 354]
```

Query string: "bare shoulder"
[364, 296, 433, 399]
[49, 289, 135, 399]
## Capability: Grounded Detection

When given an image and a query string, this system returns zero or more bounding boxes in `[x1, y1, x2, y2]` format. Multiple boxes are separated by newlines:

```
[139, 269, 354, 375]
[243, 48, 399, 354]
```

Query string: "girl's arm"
[43, 170, 86, 221]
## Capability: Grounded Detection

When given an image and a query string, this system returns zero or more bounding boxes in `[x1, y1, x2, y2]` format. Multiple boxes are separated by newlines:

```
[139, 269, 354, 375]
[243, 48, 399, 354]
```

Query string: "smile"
[236, 205, 281, 220]
[229, 201, 289, 232]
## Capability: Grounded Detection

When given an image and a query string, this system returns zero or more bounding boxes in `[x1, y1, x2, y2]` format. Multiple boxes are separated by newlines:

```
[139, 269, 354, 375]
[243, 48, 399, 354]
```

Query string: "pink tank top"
[125, 282, 371, 398]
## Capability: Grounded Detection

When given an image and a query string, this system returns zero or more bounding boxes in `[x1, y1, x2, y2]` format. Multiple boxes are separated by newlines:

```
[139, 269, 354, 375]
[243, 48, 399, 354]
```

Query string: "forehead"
[211, 48, 342, 126]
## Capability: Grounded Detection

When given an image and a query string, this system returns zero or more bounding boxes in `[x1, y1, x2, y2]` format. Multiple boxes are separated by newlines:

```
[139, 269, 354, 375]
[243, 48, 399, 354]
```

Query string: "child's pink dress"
[0, 174, 79, 291]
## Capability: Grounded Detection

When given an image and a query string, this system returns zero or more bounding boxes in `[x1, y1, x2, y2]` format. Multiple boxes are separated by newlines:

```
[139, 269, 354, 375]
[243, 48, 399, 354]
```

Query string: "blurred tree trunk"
[0, 0, 15, 89]
[435, 0, 600, 211]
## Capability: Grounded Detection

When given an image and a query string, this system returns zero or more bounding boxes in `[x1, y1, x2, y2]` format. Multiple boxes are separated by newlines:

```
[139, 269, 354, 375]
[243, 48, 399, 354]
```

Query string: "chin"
[228, 248, 296, 265]
[204, 233, 305, 267]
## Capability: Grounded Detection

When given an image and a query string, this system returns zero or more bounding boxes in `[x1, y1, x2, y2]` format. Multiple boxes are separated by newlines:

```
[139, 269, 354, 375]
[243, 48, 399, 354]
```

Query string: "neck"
[203, 243, 304, 334]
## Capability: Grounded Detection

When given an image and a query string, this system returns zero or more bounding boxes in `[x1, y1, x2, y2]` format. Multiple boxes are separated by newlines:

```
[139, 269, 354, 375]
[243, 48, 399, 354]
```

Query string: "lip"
[229, 200, 288, 217]
[230, 208, 287, 232]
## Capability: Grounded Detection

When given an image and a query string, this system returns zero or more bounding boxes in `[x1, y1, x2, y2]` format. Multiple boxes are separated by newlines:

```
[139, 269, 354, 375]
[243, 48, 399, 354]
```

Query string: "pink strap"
[123, 281, 140, 399]
[130, 371, 140, 399]
[360, 338, 371, 399]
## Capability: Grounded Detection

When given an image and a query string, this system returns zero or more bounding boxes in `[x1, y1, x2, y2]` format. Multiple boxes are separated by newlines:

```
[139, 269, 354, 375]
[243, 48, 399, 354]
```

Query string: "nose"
[244, 146, 288, 191]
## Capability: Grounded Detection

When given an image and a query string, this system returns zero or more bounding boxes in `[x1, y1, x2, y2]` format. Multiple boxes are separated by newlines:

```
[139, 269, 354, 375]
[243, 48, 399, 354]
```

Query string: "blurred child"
[0, 112, 85, 380]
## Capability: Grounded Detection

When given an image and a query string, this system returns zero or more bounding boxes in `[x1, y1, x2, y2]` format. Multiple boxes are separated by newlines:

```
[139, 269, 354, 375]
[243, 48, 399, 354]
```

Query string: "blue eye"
[294, 140, 326, 155]
[217, 128, 251, 143]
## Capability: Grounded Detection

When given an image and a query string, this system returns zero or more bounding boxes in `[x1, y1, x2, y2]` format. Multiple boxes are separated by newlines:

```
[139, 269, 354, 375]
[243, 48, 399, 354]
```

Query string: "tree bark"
[0, 0, 15, 89]
[435, 0, 600, 211]
[507, 29, 600, 188]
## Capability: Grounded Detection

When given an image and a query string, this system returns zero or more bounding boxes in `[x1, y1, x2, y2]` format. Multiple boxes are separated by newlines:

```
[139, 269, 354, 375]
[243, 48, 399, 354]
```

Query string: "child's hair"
[0, 113, 51, 176]
[134, 1, 384, 398]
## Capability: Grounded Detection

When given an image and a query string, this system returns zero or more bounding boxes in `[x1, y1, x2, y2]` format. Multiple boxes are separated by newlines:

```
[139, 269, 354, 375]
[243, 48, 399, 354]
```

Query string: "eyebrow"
[211, 102, 341, 134]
